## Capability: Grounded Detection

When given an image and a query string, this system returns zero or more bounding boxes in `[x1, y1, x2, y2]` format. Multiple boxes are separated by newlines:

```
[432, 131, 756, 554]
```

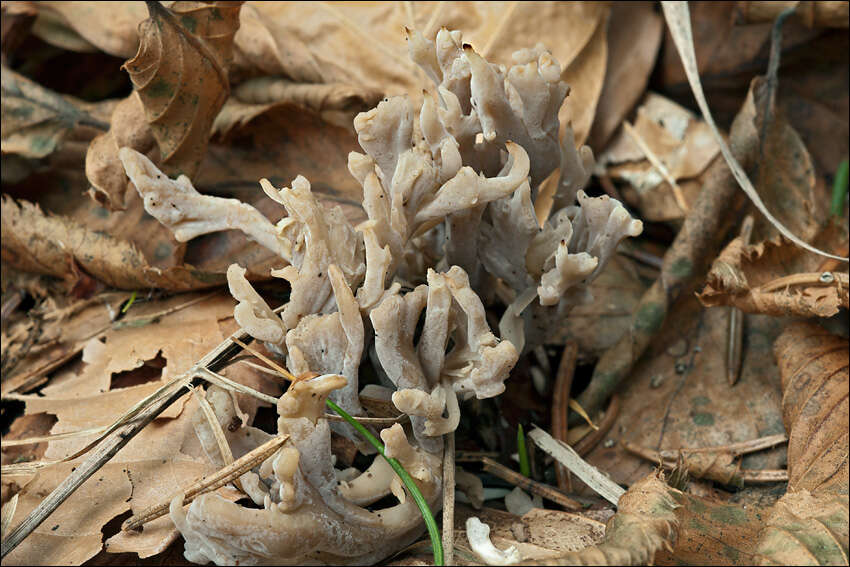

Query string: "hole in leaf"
[109, 351, 166, 390]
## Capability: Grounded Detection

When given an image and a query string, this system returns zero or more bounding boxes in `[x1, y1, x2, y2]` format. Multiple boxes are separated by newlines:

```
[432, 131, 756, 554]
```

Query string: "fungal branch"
[120, 27, 643, 565]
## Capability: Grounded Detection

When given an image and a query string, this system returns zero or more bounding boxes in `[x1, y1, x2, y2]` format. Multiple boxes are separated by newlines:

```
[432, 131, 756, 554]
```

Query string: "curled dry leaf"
[85, 93, 156, 211]
[754, 322, 849, 564]
[736, 1, 850, 28]
[0, 196, 224, 290]
[599, 93, 720, 222]
[32, 1, 148, 58]
[123, 1, 242, 180]
[699, 232, 850, 318]
[1, 66, 111, 159]
[518, 472, 680, 566]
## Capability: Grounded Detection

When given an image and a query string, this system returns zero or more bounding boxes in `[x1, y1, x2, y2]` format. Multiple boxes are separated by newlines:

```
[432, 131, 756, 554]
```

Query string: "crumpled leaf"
[514, 472, 680, 566]
[123, 1, 242, 179]
[0, 196, 224, 290]
[773, 322, 848, 496]
[1, 65, 111, 159]
[599, 93, 721, 222]
[698, 230, 850, 318]
[213, 79, 382, 137]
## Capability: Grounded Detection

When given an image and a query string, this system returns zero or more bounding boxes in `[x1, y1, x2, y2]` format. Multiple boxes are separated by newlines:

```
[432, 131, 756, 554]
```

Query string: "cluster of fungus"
[120, 28, 642, 565]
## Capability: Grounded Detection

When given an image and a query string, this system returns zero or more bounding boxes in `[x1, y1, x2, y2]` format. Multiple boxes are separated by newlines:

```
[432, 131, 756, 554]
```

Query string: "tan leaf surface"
[124, 1, 242, 180]
[85, 93, 156, 211]
[34, 2, 148, 58]
[752, 322, 849, 564]
[698, 230, 850, 318]
[583, 290, 788, 492]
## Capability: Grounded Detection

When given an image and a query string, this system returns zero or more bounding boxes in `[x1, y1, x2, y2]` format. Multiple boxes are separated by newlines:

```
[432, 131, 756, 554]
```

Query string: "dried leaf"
[33, 2, 148, 57]
[548, 255, 647, 361]
[123, 1, 242, 179]
[736, 1, 850, 28]
[3, 294, 277, 564]
[601, 93, 721, 222]
[587, 1, 664, 151]
[699, 231, 850, 318]
[751, 322, 850, 564]
[1, 66, 110, 159]
[774, 322, 848, 496]
[0, 196, 225, 290]
[1, 2, 38, 64]
[85, 94, 157, 211]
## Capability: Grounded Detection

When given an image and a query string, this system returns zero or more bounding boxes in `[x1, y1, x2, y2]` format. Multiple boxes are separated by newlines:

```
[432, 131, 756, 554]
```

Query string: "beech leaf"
[123, 1, 242, 179]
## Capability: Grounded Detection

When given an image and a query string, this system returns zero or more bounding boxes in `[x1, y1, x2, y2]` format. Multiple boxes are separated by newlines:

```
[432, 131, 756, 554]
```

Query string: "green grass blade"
[121, 290, 138, 314]
[831, 158, 849, 217]
[517, 423, 531, 478]
[325, 399, 443, 566]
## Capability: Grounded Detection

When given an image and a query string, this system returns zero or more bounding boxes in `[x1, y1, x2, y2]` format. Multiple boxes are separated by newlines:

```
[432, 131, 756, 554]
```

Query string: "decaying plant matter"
[118, 27, 642, 565]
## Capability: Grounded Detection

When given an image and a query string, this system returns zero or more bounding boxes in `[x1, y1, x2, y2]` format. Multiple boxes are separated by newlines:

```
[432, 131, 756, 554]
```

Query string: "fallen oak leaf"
[123, 1, 242, 180]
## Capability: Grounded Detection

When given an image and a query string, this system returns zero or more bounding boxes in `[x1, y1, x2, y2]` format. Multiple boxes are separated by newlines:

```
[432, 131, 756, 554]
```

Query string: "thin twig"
[574, 394, 622, 457]
[442, 431, 456, 566]
[455, 451, 500, 462]
[122, 433, 289, 531]
[479, 457, 581, 510]
[551, 341, 577, 491]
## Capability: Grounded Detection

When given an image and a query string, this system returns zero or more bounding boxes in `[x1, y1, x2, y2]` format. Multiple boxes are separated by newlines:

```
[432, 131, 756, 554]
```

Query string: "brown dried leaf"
[774, 322, 848, 496]
[1, 66, 111, 159]
[3, 293, 278, 564]
[602, 93, 721, 222]
[584, 291, 788, 492]
[33, 2, 147, 57]
[85, 93, 156, 211]
[587, 1, 664, 151]
[736, 1, 850, 28]
[123, 1, 242, 179]
[751, 322, 850, 564]
[550, 254, 647, 361]
[515, 472, 680, 566]
[0, 196, 225, 290]
[699, 232, 850, 318]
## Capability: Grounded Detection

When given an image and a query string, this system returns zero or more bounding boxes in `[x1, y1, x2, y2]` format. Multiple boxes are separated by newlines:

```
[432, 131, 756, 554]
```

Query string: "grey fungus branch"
[120, 27, 643, 565]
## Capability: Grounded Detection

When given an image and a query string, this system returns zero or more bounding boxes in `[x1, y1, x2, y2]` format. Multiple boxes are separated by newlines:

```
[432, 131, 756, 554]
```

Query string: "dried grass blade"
[661, 1, 847, 262]
[1, 494, 18, 540]
[0, 426, 107, 447]
[528, 426, 625, 505]
[122, 433, 289, 532]
[198, 367, 279, 405]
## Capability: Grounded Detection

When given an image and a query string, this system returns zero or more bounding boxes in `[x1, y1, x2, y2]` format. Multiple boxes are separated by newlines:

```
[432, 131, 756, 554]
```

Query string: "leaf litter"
[1, 2, 849, 566]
